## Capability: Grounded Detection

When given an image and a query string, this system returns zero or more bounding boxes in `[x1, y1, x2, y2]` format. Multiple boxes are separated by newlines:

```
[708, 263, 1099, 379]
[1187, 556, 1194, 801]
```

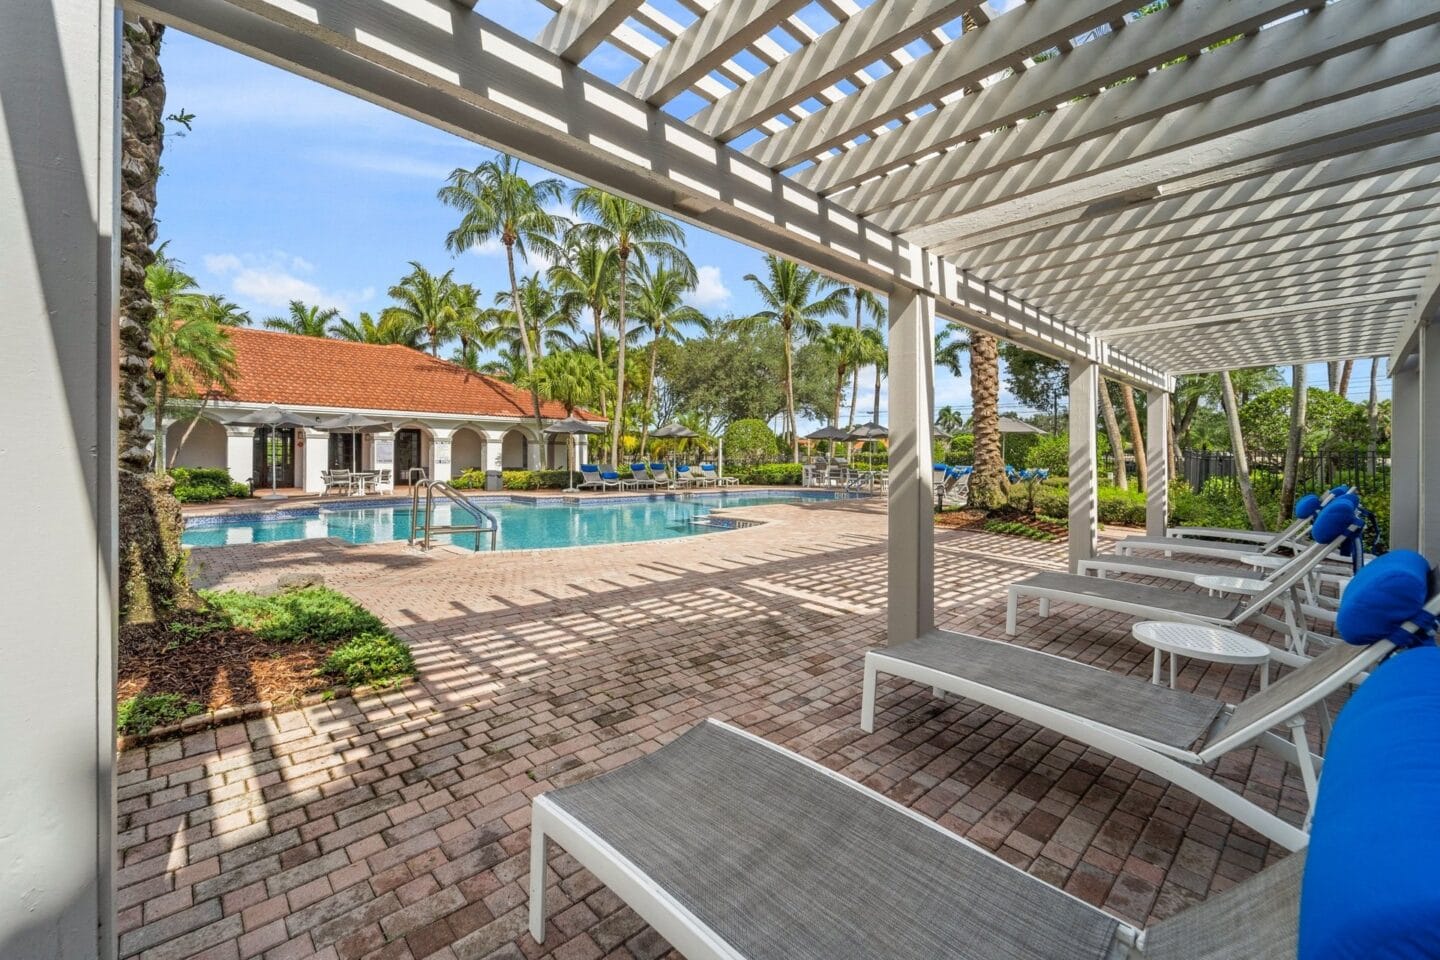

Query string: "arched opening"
[165, 416, 226, 470]
[546, 436, 571, 470]
[501, 428, 529, 470]
[452, 426, 487, 475]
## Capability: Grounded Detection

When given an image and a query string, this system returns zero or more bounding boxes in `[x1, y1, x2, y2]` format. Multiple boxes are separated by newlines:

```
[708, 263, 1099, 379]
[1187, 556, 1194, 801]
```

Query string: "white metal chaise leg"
[529, 806, 551, 943]
[1039, 597, 1051, 618]
[860, 658, 877, 733]
[1005, 589, 1020, 635]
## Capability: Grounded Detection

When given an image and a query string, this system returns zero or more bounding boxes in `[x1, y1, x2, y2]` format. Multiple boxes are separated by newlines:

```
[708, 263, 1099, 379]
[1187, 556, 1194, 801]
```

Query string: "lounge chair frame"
[861, 630, 1392, 849]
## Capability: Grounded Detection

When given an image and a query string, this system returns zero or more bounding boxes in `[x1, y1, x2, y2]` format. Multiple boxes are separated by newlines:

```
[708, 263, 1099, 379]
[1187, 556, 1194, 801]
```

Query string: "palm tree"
[969, 330, 1007, 508]
[382, 262, 459, 356]
[570, 186, 694, 467]
[629, 264, 708, 453]
[495, 273, 581, 358]
[1220, 369, 1265, 530]
[439, 154, 566, 453]
[525, 350, 606, 416]
[202, 296, 251, 327]
[477, 344, 527, 382]
[935, 405, 966, 437]
[817, 324, 885, 427]
[166, 295, 251, 459]
[332, 311, 424, 348]
[263, 300, 339, 337]
[1121, 384, 1147, 493]
[736, 256, 847, 461]
[843, 286, 885, 428]
[145, 259, 237, 473]
[550, 235, 619, 417]
[1100, 379, 1128, 489]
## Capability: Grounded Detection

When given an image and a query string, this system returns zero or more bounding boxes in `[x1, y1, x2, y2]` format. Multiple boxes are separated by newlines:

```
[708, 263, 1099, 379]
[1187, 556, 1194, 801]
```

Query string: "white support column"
[887, 289, 936, 645]
[301, 429, 328, 493]
[373, 430, 395, 479]
[1421, 327, 1440, 560]
[429, 428, 454, 484]
[485, 430, 507, 472]
[226, 425, 255, 486]
[1144, 388, 1170, 537]
[1390, 356, 1420, 552]
[1069, 361, 1100, 571]
[1, 3, 117, 958]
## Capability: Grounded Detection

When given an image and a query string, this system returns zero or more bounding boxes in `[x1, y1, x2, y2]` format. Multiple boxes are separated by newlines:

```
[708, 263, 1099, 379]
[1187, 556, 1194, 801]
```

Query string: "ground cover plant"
[117, 585, 414, 734]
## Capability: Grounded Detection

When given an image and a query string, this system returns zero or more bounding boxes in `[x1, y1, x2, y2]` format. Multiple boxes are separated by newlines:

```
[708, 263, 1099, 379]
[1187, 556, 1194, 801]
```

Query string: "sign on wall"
[375, 438, 394, 463]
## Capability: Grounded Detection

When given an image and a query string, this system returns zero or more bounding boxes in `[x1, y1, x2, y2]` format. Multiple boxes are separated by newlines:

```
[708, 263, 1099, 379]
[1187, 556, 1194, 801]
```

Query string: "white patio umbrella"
[224, 405, 324, 499]
[312, 412, 395, 473]
[543, 416, 607, 492]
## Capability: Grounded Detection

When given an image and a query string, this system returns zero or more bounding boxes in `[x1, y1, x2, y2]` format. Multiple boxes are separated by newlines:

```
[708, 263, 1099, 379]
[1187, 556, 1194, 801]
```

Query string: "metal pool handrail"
[408, 479, 498, 551]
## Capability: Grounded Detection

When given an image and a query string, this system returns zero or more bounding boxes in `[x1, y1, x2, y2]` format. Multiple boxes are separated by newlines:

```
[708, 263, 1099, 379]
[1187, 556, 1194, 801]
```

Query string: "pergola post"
[1, 3, 118, 958]
[1391, 356, 1420, 552]
[1068, 361, 1099, 571]
[1144, 389, 1170, 537]
[887, 289, 936, 645]
[1421, 327, 1440, 560]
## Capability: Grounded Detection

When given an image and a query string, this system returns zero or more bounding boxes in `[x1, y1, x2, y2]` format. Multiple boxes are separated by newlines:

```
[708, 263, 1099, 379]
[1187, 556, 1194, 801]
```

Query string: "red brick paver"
[120, 500, 1316, 959]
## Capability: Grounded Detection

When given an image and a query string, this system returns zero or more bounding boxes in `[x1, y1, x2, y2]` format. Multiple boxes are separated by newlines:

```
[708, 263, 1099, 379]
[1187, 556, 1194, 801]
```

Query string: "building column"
[1, 3, 118, 957]
[887, 289, 936, 645]
[429, 428, 454, 483]
[226, 425, 255, 486]
[301, 429, 328, 493]
[1068, 361, 1100, 571]
[484, 430, 507, 472]
[528, 437, 543, 471]
[1144, 388, 1170, 537]
[1391, 357, 1419, 552]
[372, 430, 396, 480]
[1421, 328, 1440, 559]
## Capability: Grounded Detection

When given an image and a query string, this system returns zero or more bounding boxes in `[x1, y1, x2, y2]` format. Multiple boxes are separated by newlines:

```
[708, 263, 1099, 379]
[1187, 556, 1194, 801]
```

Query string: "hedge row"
[169, 467, 249, 503]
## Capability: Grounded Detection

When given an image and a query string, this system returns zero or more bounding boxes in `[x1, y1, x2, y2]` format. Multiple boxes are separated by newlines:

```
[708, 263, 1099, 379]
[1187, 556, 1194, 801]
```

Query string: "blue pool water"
[183, 490, 859, 551]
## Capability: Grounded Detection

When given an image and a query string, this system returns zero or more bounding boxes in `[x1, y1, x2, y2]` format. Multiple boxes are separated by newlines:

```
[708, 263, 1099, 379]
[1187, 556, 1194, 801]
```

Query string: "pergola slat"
[539, 0, 648, 64]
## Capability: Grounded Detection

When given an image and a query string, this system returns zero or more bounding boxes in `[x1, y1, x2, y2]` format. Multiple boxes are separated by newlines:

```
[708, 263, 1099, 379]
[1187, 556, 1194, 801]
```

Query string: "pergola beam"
[1093, 293, 1421, 338]
[1389, 256, 1440, 368]
[538, 0, 647, 64]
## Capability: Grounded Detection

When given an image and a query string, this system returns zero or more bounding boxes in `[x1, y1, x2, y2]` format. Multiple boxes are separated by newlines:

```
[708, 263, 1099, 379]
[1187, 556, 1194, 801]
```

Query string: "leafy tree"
[381, 262, 459, 356]
[571, 186, 694, 467]
[998, 344, 1067, 432]
[440, 154, 566, 457]
[1239, 387, 1370, 452]
[654, 325, 787, 428]
[816, 324, 886, 428]
[629, 264, 708, 453]
[723, 418, 780, 464]
[735, 256, 847, 461]
[263, 300, 339, 337]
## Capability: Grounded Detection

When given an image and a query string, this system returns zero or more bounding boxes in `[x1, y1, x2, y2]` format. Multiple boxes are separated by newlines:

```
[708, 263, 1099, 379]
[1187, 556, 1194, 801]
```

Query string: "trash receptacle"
[485, 470, 503, 492]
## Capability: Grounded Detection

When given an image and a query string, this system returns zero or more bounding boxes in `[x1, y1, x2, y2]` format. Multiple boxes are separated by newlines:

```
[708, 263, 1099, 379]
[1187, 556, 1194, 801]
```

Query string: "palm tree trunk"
[848, 294, 862, 429]
[1337, 358, 1354, 397]
[833, 363, 845, 428]
[1220, 370, 1266, 531]
[1099, 379, 1127, 489]
[592, 306, 608, 418]
[1280, 365, 1307, 517]
[506, 244, 548, 467]
[1367, 356, 1380, 475]
[872, 365, 882, 423]
[968, 332, 1007, 508]
[641, 339, 659, 455]
[1327, 361, 1341, 393]
[784, 325, 799, 462]
[1121, 385, 1146, 493]
[611, 254, 629, 468]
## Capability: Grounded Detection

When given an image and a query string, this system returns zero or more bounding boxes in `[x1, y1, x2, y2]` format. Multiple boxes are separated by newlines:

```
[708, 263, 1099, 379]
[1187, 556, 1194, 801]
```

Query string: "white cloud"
[687, 265, 731, 309]
[308, 148, 460, 182]
[469, 237, 506, 257]
[203, 250, 371, 313]
[203, 253, 243, 275]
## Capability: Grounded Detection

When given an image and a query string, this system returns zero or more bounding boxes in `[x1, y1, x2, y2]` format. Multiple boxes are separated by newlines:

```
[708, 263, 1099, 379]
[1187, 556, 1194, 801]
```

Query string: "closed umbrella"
[544, 416, 607, 492]
[225, 405, 324, 499]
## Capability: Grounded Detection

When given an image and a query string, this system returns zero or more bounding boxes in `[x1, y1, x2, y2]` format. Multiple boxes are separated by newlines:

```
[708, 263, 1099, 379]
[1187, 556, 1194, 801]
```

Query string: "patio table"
[350, 472, 375, 496]
[1132, 621, 1271, 690]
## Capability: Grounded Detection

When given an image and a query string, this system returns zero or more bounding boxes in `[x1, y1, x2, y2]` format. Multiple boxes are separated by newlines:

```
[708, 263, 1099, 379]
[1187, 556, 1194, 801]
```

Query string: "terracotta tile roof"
[213, 327, 601, 421]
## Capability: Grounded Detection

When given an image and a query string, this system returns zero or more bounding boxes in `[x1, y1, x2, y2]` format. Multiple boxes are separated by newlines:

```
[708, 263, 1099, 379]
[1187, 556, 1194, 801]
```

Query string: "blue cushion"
[1334, 550, 1436, 647]
[1300, 645, 1440, 959]
[650, 463, 664, 470]
[1311, 498, 1361, 545]
[1294, 493, 1322, 519]
[677, 465, 690, 472]
[1329, 484, 1352, 499]
[631, 463, 646, 471]
[581, 464, 599, 473]
[601, 471, 619, 480]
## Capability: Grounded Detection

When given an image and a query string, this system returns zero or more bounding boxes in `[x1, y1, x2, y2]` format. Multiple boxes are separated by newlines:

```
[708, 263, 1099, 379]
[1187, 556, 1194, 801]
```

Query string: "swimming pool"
[182, 490, 860, 551]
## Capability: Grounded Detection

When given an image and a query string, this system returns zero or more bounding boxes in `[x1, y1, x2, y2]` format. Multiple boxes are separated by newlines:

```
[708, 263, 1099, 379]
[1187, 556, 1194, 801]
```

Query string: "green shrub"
[169, 467, 249, 502]
[501, 469, 570, 490]
[736, 462, 803, 485]
[1098, 485, 1146, 526]
[724, 419, 780, 464]
[117, 693, 203, 735]
[322, 631, 416, 687]
[451, 468, 489, 489]
[204, 586, 385, 644]
[1024, 434, 1070, 476]
[944, 434, 974, 465]
[1032, 483, 1069, 518]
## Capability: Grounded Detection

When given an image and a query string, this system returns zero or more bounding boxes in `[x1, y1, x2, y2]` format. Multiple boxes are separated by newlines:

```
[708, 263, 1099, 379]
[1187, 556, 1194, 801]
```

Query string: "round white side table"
[1195, 573, 1268, 597]
[1132, 621, 1271, 689]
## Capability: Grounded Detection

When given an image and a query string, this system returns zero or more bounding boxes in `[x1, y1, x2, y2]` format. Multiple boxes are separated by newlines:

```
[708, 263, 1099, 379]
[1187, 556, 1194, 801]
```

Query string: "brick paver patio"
[118, 498, 1313, 960]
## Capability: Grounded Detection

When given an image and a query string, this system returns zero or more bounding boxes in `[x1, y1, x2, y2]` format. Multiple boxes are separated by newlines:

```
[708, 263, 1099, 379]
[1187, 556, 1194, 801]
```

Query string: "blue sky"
[156, 10, 1385, 431]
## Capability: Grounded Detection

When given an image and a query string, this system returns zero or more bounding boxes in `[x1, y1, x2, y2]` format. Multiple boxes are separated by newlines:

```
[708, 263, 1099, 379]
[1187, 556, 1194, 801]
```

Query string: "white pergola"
[5, 1, 1440, 955]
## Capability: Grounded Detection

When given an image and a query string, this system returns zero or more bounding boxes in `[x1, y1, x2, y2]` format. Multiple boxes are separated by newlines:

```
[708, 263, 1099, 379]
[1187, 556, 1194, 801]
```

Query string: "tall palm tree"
[817, 324, 885, 428]
[550, 235, 619, 417]
[451, 297, 506, 372]
[145, 259, 237, 473]
[525, 350, 606, 416]
[969, 330, 1007, 508]
[1121, 384, 1147, 493]
[629, 264, 708, 453]
[736, 256, 847, 461]
[382, 261, 459, 356]
[477, 344, 527, 382]
[332, 311, 424, 348]
[843, 286, 885, 428]
[1220, 369, 1265, 530]
[570, 186, 694, 467]
[264, 300, 340, 337]
[166, 294, 251, 459]
[439, 154, 566, 454]
[496, 274, 581, 357]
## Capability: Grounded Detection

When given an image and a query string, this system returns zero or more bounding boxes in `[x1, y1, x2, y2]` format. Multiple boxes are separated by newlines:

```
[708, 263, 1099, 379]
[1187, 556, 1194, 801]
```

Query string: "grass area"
[118, 586, 415, 736]
[984, 519, 1057, 541]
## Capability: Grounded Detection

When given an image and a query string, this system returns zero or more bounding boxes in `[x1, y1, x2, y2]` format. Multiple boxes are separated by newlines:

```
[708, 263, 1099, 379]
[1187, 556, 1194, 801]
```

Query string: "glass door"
[252, 427, 296, 489]
[395, 428, 422, 483]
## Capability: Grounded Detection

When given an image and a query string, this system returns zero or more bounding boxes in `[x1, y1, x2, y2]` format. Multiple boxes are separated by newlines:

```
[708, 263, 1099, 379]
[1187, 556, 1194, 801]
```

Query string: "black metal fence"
[1179, 447, 1390, 496]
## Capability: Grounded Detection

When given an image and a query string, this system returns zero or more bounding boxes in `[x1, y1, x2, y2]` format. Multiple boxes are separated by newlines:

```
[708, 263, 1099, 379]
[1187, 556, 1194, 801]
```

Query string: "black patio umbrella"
[650, 422, 700, 468]
[997, 416, 1047, 465]
[804, 424, 851, 460]
[845, 422, 889, 491]
[312, 412, 395, 474]
[544, 416, 608, 491]
[225, 405, 324, 499]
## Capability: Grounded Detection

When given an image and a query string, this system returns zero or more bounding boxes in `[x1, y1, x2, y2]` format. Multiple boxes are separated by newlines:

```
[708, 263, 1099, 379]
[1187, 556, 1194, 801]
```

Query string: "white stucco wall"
[452, 427, 486, 473]
[501, 429, 529, 469]
[165, 417, 227, 470]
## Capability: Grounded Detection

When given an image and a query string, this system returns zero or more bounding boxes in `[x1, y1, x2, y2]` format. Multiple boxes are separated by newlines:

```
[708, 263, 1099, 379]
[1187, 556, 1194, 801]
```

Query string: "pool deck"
[120, 498, 1317, 960]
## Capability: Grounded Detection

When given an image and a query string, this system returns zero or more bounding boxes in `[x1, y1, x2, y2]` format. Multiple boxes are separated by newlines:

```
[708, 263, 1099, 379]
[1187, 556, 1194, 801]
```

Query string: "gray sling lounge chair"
[531, 719, 1309, 959]
[861, 631, 1390, 848]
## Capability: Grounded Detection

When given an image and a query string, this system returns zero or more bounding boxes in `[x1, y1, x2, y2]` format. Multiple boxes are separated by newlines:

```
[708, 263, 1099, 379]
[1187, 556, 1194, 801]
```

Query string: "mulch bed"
[934, 508, 990, 531]
[118, 607, 337, 710]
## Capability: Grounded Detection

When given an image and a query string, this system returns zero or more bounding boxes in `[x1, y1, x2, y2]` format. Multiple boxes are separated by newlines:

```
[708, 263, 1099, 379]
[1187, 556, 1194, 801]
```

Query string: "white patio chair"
[628, 463, 658, 489]
[365, 467, 392, 494]
[699, 463, 737, 486]
[321, 469, 351, 496]
[577, 464, 606, 491]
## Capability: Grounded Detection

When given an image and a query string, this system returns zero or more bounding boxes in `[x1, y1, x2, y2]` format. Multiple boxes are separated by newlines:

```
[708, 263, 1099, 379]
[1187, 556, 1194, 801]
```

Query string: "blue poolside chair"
[673, 464, 699, 488]
[577, 464, 607, 491]
[649, 462, 676, 488]
[699, 463, 736, 486]
[597, 469, 623, 491]
[628, 463, 658, 489]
